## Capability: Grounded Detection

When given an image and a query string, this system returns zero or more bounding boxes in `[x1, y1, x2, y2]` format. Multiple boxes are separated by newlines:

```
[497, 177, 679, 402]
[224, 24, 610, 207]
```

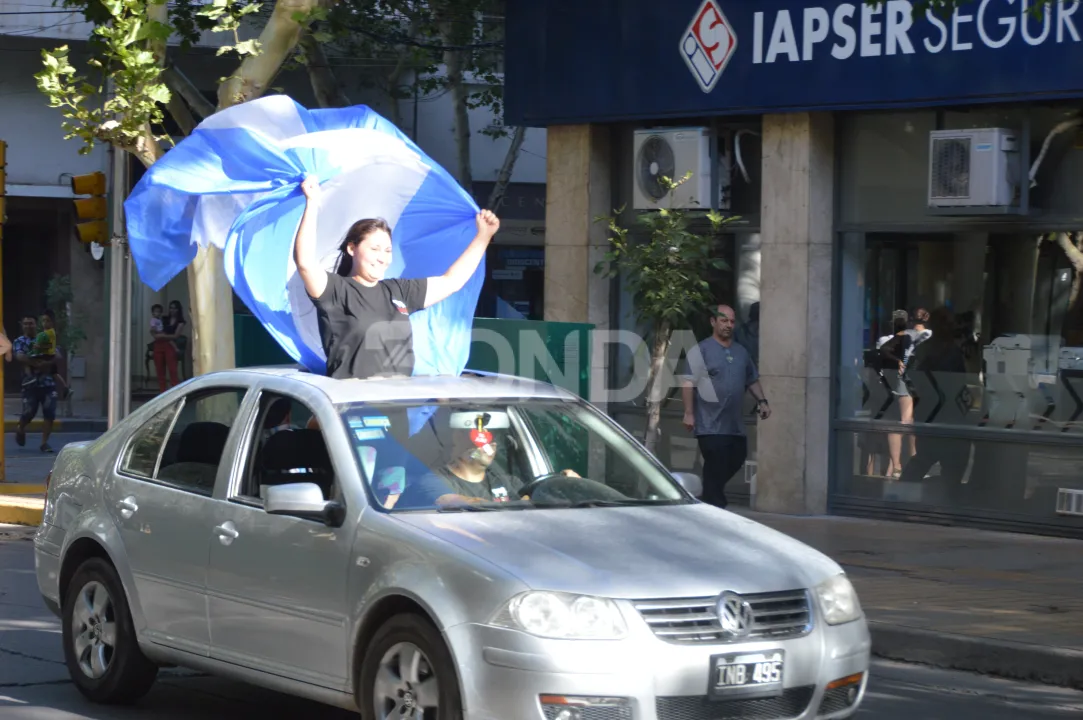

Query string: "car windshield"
[338, 399, 691, 512]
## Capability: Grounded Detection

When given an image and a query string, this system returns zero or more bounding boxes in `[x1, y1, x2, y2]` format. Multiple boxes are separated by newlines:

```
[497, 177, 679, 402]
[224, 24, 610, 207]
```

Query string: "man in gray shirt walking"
[681, 304, 770, 508]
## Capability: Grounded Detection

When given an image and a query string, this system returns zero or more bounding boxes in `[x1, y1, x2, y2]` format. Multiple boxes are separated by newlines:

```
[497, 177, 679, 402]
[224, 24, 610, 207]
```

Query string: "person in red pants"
[151, 301, 186, 393]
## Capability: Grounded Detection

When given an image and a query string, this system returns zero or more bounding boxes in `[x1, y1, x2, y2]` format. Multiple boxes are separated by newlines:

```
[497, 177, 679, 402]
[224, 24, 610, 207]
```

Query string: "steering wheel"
[517, 472, 568, 499]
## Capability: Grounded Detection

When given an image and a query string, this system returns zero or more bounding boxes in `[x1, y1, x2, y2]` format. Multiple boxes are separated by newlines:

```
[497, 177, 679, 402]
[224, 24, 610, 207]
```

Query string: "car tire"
[358, 613, 463, 720]
[61, 557, 159, 704]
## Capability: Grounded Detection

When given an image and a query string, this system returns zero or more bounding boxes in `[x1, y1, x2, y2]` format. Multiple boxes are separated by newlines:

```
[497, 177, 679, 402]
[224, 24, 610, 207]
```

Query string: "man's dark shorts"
[21, 384, 57, 423]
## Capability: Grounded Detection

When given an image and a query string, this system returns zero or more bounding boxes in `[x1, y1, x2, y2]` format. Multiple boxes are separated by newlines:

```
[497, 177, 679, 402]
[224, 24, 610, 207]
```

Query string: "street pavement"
[1, 432, 102, 485]
[2, 531, 1081, 719]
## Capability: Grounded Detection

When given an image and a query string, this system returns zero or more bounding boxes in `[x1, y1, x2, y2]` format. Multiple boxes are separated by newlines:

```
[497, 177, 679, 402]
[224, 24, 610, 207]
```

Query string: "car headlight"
[489, 591, 628, 640]
[814, 573, 862, 625]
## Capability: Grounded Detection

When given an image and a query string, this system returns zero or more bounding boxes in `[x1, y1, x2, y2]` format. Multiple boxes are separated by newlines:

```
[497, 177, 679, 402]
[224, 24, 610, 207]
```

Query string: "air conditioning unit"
[632, 127, 712, 210]
[927, 128, 1021, 209]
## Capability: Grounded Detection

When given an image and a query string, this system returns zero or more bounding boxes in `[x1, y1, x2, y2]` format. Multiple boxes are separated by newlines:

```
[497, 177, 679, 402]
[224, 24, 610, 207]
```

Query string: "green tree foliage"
[594, 173, 737, 453]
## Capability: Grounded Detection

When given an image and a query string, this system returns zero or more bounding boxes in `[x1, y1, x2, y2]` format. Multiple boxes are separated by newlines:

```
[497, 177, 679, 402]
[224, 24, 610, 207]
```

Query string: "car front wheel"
[359, 613, 463, 719]
[61, 557, 158, 704]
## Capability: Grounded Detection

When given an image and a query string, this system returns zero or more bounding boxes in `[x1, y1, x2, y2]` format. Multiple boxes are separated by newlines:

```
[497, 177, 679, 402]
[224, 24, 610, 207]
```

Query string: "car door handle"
[214, 522, 239, 546]
[116, 497, 138, 519]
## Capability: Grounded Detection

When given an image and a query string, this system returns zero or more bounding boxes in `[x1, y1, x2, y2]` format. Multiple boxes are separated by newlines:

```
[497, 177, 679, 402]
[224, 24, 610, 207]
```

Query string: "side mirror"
[672, 472, 703, 498]
[265, 482, 345, 527]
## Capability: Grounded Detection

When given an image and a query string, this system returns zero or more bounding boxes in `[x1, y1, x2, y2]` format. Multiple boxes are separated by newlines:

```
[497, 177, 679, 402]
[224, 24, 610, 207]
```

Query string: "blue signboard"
[505, 0, 1083, 126]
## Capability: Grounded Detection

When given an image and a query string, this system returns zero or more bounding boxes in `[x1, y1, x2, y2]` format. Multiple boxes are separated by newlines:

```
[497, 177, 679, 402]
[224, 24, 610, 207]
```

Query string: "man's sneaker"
[40, 443, 53, 454]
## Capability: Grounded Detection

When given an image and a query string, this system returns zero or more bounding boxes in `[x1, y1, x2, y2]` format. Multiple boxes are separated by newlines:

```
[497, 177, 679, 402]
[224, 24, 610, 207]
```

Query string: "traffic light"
[70, 171, 108, 245]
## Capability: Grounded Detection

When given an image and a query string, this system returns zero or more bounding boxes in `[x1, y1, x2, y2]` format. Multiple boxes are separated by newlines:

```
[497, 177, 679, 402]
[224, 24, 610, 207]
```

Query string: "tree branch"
[218, 0, 329, 110]
[299, 30, 351, 108]
[163, 64, 215, 119]
[487, 125, 526, 209]
[1055, 231, 1083, 273]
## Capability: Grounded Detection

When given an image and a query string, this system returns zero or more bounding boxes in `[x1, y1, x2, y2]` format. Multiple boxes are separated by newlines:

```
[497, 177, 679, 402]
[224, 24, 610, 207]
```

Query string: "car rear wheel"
[61, 557, 158, 704]
[359, 613, 463, 720]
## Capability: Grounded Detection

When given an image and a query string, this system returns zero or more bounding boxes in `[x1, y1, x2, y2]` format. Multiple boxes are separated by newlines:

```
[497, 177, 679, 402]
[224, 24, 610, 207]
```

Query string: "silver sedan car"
[34, 367, 870, 720]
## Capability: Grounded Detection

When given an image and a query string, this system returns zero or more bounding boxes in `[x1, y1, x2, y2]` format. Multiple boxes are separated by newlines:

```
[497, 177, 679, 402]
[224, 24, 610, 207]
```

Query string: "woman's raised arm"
[294, 176, 328, 299]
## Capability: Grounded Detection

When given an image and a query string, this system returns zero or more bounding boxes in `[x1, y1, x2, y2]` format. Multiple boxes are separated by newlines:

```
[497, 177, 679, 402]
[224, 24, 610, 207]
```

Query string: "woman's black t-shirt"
[309, 271, 428, 380]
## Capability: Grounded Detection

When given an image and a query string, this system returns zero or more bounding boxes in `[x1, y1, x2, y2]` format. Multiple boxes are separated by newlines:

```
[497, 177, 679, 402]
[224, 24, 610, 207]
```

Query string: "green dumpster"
[466, 318, 594, 399]
[234, 314, 294, 367]
[233, 314, 596, 402]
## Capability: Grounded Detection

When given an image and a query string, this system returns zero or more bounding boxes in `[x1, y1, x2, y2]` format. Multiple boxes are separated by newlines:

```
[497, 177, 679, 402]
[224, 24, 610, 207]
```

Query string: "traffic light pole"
[106, 143, 130, 428]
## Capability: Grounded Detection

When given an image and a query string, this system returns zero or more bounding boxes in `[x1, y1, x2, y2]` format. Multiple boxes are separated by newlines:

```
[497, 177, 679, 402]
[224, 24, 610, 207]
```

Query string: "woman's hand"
[476, 209, 499, 239]
[424, 210, 502, 308]
[301, 175, 322, 203]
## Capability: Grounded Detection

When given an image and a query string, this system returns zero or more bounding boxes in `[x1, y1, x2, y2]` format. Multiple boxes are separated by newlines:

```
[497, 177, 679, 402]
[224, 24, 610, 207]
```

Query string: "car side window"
[235, 391, 335, 505]
[119, 403, 182, 479]
[155, 388, 248, 496]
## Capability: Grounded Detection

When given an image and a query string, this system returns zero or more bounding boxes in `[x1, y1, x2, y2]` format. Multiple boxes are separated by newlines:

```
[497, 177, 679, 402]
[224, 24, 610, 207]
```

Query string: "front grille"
[542, 705, 632, 720]
[816, 685, 860, 716]
[657, 686, 816, 720]
[633, 590, 812, 644]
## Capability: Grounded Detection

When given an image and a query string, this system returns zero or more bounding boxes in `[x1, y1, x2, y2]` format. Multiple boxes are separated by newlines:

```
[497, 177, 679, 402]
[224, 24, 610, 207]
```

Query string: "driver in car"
[396, 411, 578, 508]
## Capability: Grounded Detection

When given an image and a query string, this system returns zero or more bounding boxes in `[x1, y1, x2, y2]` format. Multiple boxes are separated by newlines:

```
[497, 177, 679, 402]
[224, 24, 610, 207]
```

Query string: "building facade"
[505, 0, 1083, 538]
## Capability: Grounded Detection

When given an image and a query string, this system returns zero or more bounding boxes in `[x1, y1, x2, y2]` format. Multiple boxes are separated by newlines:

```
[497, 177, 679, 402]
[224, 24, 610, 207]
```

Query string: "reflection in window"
[839, 232, 1083, 436]
[836, 232, 1083, 529]
[120, 403, 181, 479]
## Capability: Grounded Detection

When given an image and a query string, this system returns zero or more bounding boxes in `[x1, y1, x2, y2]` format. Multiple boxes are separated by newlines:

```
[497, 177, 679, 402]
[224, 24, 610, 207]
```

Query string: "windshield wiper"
[532, 499, 657, 509]
[436, 503, 499, 512]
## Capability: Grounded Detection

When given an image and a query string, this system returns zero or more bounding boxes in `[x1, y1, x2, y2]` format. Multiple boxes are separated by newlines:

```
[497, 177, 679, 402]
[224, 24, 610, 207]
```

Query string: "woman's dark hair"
[335, 218, 392, 276]
[168, 300, 185, 323]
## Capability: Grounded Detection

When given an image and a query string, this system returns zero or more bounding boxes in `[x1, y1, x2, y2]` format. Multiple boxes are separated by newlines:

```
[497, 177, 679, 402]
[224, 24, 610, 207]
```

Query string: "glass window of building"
[835, 105, 1083, 536]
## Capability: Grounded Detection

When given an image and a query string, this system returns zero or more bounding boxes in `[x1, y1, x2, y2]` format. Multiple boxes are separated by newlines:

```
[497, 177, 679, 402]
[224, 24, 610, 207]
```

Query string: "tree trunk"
[386, 16, 421, 129]
[439, 22, 472, 187]
[1057, 231, 1083, 345]
[299, 30, 351, 109]
[487, 126, 526, 210]
[643, 321, 672, 455]
[190, 0, 330, 376]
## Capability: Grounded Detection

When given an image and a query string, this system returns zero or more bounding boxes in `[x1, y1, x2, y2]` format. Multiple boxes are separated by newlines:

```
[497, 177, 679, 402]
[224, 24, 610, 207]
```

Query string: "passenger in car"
[292, 175, 501, 380]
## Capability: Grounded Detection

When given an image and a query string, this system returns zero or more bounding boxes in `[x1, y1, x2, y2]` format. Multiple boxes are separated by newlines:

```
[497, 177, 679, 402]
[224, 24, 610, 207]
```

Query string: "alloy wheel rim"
[71, 580, 116, 679]
[373, 641, 439, 719]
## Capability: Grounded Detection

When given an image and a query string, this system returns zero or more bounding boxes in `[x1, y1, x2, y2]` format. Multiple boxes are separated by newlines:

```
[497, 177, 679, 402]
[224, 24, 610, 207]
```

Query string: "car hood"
[394, 503, 842, 599]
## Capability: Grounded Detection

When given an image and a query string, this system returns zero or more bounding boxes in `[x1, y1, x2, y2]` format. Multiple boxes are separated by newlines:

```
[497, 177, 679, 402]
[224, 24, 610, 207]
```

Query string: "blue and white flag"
[124, 95, 483, 378]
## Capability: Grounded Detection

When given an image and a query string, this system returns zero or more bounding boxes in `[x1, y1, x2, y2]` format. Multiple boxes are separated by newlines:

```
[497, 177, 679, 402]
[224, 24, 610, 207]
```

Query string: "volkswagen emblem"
[718, 591, 754, 638]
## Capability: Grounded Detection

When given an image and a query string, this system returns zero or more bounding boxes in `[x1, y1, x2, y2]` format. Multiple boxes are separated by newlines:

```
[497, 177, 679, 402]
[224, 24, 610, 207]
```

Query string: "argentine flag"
[124, 95, 483, 378]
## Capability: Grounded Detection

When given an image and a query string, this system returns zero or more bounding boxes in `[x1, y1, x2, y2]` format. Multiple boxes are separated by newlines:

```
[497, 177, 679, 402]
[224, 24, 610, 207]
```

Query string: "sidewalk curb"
[4, 418, 108, 433]
[0, 495, 44, 526]
[0, 484, 47, 495]
[869, 620, 1083, 690]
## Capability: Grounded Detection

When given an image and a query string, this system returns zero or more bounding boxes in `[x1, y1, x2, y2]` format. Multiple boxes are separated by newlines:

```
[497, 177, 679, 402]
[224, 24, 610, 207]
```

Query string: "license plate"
[709, 651, 784, 700]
